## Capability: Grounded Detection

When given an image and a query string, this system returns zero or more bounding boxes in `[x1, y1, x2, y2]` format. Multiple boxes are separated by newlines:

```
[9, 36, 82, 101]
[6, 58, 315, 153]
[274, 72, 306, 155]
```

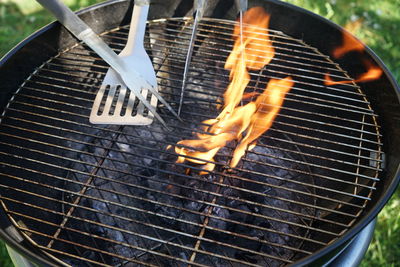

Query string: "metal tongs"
[177, 0, 206, 116]
[177, 0, 248, 115]
[236, 0, 248, 35]
[236, 0, 248, 68]
[36, 0, 179, 129]
[235, 0, 248, 16]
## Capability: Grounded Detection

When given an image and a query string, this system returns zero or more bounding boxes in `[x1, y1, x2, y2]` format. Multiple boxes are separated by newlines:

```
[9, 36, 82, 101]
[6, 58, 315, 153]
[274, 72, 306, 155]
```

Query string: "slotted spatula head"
[89, 66, 158, 125]
[89, 0, 159, 126]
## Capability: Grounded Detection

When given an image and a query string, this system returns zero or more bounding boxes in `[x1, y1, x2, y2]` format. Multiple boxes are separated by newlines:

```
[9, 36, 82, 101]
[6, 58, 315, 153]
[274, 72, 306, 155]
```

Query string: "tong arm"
[235, 0, 248, 13]
[193, 0, 206, 20]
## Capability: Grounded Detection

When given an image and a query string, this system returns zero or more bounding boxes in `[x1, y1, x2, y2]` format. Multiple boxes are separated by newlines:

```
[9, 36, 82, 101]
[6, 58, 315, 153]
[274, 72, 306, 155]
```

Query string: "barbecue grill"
[0, 0, 399, 266]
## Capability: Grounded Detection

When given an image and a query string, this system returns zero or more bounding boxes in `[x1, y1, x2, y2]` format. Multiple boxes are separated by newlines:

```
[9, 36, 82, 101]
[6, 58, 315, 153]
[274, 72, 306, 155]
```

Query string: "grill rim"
[0, 0, 398, 266]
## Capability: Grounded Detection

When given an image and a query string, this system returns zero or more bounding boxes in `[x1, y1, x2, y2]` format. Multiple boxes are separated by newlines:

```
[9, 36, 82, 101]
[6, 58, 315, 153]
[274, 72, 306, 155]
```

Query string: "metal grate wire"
[0, 18, 382, 266]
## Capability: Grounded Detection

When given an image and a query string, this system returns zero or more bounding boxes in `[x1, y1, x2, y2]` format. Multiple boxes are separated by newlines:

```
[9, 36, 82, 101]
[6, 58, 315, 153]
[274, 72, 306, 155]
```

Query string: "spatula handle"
[36, 0, 128, 74]
[36, 0, 90, 38]
[135, 0, 150, 5]
[123, 0, 150, 53]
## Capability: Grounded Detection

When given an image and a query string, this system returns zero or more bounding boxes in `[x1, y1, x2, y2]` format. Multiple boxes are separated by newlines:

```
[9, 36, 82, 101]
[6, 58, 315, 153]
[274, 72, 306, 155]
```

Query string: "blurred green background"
[0, 0, 399, 266]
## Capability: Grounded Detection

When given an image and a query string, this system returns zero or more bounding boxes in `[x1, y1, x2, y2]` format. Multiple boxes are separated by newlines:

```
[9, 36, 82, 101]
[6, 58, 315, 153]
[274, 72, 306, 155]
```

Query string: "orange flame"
[325, 59, 383, 85]
[343, 18, 363, 34]
[221, 6, 275, 117]
[230, 77, 294, 167]
[326, 26, 382, 85]
[174, 7, 294, 173]
[332, 31, 365, 59]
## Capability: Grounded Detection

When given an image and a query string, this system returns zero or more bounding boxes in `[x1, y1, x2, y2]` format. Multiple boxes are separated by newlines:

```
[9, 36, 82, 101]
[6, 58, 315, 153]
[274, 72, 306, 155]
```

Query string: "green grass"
[0, 242, 12, 267]
[0, 0, 103, 57]
[363, 190, 400, 266]
[0, 0, 399, 266]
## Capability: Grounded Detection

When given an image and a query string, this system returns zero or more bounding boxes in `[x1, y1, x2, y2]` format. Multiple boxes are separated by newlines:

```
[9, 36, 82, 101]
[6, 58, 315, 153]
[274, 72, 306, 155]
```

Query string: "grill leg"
[323, 218, 376, 267]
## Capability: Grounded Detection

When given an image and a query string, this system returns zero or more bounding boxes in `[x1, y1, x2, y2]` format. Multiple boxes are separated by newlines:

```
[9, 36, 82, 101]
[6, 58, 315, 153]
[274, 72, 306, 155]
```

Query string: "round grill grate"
[0, 18, 383, 266]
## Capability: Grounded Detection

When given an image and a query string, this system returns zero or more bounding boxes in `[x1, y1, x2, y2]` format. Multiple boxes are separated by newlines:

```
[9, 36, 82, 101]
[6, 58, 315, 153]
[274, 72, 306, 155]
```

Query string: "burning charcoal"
[235, 251, 259, 264]
[186, 199, 205, 212]
[180, 177, 216, 204]
[153, 200, 184, 226]
[221, 187, 242, 203]
[146, 178, 170, 193]
[178, 211, 202, 235]
[242, 144, 294, 186]
[227, 204, 254, 231]
[81, 250, 101, 264]
[179, 251, 189, 262]
[208, 206, 230, 230]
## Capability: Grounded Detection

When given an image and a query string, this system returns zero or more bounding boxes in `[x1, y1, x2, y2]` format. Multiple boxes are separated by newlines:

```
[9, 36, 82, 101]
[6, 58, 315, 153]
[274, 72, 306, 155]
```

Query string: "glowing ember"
[174, 7, 293, 173]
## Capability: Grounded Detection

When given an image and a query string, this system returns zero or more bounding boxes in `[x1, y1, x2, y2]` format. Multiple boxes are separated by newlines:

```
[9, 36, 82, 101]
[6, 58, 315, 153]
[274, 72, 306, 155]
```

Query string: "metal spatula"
[90, 0, 161, 125]
[36, 0, 179, 129]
